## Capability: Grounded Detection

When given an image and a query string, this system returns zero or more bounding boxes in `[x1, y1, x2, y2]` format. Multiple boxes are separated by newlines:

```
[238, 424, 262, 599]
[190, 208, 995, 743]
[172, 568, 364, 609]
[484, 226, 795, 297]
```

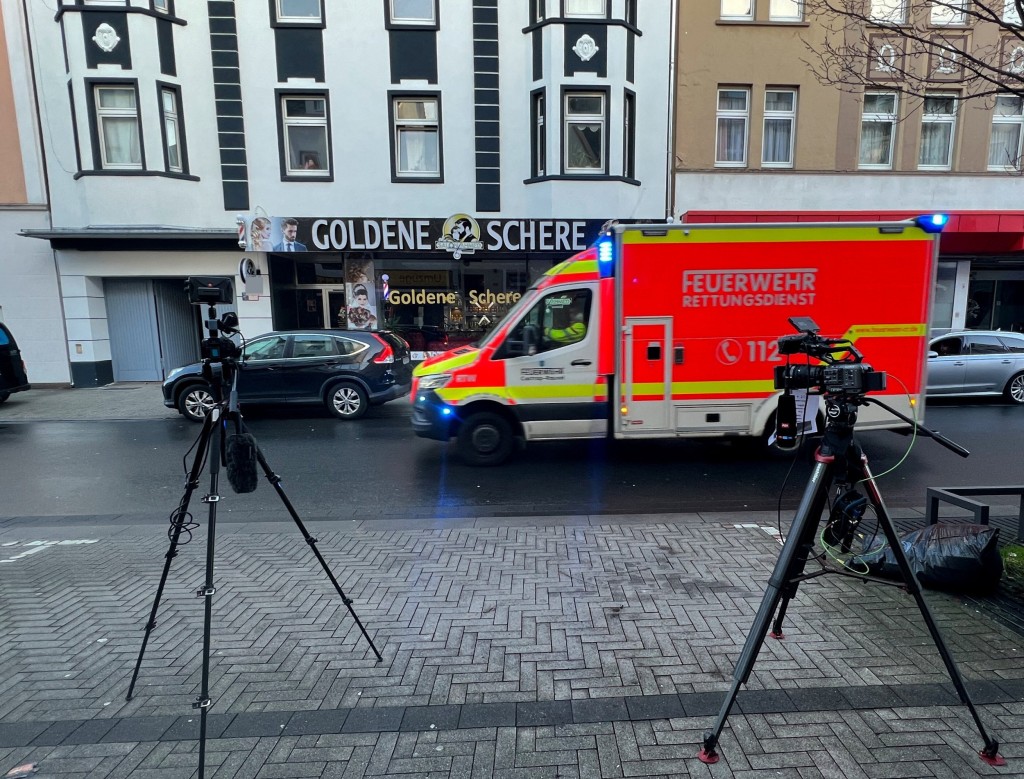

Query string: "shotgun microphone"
[775, 391, 799, 451]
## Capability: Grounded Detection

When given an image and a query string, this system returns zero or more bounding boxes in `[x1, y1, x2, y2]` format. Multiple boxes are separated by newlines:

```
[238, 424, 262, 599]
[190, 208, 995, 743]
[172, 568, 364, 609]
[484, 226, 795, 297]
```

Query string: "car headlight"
[418, 374, 452, 390]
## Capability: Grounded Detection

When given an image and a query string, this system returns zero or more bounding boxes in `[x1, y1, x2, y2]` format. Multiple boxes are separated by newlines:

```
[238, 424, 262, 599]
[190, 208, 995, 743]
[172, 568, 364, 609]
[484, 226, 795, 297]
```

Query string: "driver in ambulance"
[545, 301, 587, 345]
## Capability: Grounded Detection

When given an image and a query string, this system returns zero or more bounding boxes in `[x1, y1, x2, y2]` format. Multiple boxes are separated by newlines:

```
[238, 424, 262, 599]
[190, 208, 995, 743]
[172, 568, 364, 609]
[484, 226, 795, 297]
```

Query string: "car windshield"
[475, 285, 540, 350]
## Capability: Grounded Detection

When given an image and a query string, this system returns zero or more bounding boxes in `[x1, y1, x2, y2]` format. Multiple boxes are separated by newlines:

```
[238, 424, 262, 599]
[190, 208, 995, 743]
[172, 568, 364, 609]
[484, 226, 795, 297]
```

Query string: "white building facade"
[13, 0, 673, 384]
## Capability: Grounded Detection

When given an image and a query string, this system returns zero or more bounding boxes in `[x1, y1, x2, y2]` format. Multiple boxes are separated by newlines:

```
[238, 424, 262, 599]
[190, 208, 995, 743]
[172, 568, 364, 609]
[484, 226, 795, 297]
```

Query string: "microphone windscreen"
[775, 392, 799, 451]
[226, 432, 258, 494]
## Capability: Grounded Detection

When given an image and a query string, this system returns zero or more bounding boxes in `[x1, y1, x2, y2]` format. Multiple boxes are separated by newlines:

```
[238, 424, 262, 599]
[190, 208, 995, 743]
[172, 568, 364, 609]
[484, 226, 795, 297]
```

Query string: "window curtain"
[763, 118, 791, 163]
[716, 118, 745, 162]
[989, 124, 1021, 167]
[400, 129, 439, 173]
[858, 122, 891, 164]
[102, 118, 141, 165]
[919, 124, 951, 166]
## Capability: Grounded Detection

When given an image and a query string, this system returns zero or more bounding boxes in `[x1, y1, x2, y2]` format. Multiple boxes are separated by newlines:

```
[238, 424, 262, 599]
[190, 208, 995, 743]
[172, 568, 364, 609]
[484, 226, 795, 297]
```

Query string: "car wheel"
[457, 411, 514, 466]
[1005, 372, 1024, 405]
[327, 382, 368, 420]
[177, 383, 215, 422]
[0, 391, 9, 404]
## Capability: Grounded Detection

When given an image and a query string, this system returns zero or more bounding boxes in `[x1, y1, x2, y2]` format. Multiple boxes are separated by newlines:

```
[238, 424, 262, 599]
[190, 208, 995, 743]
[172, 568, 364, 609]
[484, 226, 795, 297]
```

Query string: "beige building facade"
[674, 0, 1024, 334]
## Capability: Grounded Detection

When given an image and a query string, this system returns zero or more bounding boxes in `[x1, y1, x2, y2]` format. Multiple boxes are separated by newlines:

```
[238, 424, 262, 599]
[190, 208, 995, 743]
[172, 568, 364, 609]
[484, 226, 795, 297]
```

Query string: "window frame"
[858, 91, 899, 170]
[87, 79, 145, 172]
[276, 90, 333, 181]
[156, 81, 188, 175]
[623, 88, 636, 179]
[151, 0, 172, 12]
[531, 88, 546, 178]
[720, 0, 753, 21]
[869, 0, 907, 23]
[987, 94, 1024, 171]
[762, 88, 797, 168]
[769, 0, 803, 21]
[384, 0, 440, 30]
[918, 92, 958, 171]
[270, 0, 325, 27]
[561, 88, 609, 175]
[715, 86, 750, 168]
[388, 91, 444, 183]
[563, 0, 607, 18]
[931, 0, 967, 25]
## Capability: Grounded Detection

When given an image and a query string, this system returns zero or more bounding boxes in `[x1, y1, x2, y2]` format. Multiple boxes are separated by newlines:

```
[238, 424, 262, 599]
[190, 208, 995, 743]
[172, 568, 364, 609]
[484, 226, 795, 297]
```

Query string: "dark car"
[0, 322, 31, 403]
[927, 330, 1024, 404]
[163, 330, 412, 422]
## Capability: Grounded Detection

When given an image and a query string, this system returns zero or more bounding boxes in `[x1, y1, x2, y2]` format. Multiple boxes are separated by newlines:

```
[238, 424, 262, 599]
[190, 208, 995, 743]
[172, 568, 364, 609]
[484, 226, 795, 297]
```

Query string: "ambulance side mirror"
[503, 324, 539, 358]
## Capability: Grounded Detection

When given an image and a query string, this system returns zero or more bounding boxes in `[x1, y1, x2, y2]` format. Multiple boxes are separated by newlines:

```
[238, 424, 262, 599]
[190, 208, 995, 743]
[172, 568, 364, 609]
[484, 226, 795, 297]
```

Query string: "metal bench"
[925, 486, 1024, 542]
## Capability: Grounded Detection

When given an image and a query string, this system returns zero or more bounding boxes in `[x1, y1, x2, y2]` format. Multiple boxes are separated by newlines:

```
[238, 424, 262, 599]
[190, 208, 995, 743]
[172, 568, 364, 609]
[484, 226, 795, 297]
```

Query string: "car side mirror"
[927, 350, 938, 358]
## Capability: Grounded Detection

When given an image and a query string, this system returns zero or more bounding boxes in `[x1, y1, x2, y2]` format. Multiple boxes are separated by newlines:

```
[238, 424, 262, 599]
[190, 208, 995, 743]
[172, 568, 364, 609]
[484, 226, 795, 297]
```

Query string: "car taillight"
[372, 335, 395, 363]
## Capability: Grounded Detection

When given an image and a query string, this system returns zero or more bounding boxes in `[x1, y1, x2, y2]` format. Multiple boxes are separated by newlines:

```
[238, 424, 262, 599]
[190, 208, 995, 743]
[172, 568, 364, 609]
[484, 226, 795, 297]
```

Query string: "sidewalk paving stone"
[1, 511, 1022, 777]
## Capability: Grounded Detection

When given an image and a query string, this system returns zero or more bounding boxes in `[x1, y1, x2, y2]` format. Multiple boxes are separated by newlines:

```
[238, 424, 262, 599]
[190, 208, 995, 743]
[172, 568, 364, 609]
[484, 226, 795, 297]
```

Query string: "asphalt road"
[2, 396, 1021, 522]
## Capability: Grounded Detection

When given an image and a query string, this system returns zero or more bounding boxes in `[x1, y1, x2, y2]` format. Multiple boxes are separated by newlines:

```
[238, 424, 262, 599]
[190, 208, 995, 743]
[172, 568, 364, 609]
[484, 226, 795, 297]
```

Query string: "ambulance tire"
[457, 412, 514, 466]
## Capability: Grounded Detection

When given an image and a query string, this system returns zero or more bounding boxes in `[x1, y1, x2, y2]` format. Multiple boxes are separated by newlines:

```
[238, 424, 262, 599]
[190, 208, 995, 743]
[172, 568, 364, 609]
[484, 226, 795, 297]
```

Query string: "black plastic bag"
[854, 523, 1003, 594]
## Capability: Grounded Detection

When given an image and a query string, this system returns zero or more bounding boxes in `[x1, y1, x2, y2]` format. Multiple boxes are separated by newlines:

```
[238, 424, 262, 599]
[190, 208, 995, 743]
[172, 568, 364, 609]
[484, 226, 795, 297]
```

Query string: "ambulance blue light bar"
[914, 214, 949, 233]
[596, 235, 614, 277]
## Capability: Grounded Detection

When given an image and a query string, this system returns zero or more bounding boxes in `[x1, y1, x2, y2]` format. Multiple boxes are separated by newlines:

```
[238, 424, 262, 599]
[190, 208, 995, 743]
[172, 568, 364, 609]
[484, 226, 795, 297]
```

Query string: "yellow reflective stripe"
[621, 225, 932, 244]
[413, 349, 478, 376]
[545, 258, 599, 276]
[841, 323, 928, 343]
[437, 386, 511, 402]
[627, 380, 777, 395]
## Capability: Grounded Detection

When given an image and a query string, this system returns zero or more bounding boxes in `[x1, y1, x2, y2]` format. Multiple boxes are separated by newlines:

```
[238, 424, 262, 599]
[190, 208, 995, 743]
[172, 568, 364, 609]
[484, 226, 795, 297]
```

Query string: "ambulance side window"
[498, 289, 592, 359]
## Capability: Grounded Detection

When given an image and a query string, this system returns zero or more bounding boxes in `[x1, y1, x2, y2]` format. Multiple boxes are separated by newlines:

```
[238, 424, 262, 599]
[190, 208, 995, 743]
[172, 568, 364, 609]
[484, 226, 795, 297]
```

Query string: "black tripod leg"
[860, 459, 1005, 766]
[195, 409, 225, 779]
[126, 410, 217, 701]
[699, 457, 835, 764]
[248, 432, 383, 662]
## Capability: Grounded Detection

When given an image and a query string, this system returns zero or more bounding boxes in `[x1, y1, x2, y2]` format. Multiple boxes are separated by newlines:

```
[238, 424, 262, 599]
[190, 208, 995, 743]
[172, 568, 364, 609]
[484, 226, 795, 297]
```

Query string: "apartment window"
[623, 90, 636, 179]
[858, 92, 898, 168]
[770, 0, 803, 21]
[388, 0, 436, 25]
[762, 89, 796, 167]
[721, 0, 753, 20]
[159, 87, 183, 173]
[281, 95, 330, 176]
[715, 88, 749, 166]
[532, 91, 546, 177]
[919, 93, 957, 170]
[1004, 1, 1022, 24]
[870, 0, 906, 23]
[563, 92, 606, 173]
[392, 96, 442, 179]
[931, 0, 966, 24]
[988, 95, 1024, 170]
[94, 85, 142, 169]
[152, 0, 170, 12]
[275, 0, 321, 23]
[564, 0, 605, 16]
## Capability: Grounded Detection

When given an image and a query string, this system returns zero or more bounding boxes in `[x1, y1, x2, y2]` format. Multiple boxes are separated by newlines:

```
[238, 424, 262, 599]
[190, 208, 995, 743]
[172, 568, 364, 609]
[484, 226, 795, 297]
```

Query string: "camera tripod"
[125, 334, 382, 779]
[698, 393, 1005, 767]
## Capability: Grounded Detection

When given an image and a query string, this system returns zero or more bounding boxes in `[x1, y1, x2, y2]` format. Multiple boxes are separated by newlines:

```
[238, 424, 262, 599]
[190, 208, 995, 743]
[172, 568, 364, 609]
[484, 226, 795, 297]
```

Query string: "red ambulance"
[411, 218, 943, 465]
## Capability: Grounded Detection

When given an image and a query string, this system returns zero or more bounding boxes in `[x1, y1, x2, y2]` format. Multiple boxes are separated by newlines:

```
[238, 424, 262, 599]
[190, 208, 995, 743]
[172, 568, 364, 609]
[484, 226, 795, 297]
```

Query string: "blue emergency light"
[596, 236, 614, 277]
[914, 213, 949, 233]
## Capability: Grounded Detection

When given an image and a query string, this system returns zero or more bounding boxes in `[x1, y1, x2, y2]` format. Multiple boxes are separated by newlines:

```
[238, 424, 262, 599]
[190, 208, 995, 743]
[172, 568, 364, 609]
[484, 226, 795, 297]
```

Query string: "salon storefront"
[243, 215, 612, 359]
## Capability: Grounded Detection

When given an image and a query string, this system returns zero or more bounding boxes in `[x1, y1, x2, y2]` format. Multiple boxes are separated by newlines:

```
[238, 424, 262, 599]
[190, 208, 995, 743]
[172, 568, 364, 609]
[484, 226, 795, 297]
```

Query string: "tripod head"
[185, 276, 242, 400]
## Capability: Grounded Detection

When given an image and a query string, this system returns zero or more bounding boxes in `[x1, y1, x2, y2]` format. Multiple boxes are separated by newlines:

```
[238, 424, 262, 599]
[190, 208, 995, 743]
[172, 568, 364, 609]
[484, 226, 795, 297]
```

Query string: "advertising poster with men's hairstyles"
[345, 259, 379, 330]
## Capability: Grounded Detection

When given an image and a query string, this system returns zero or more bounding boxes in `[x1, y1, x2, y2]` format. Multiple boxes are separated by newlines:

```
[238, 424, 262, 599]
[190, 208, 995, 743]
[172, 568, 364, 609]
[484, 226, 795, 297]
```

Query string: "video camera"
[773, 316, 886, 397]
[184, 276, 241, 363]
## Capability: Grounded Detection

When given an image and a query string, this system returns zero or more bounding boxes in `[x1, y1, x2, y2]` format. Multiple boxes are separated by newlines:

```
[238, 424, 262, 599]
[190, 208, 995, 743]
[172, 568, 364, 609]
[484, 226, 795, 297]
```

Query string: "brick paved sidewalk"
[0, 513, 1021, 778]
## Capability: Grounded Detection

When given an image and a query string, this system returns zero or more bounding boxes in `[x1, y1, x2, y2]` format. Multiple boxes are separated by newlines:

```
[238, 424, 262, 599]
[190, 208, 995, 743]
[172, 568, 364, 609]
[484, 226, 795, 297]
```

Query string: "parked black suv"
[163, 330, 412, 422]
[0, 323, 31, 403]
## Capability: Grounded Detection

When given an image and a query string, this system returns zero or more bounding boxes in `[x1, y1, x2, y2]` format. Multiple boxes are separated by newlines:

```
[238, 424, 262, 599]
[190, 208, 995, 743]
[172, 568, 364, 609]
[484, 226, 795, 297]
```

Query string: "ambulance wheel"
[457, 412, 514, 466]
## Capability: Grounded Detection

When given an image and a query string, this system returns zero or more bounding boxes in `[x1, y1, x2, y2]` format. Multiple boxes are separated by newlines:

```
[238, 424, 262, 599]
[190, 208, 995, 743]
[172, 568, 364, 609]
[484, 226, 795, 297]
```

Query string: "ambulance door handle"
[674, 346, 684, 365]
[571, 359, 592, 366]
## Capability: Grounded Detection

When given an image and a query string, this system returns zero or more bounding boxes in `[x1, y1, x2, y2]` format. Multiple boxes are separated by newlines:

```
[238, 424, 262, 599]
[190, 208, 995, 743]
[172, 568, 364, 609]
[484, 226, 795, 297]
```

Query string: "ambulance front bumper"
[411, 390, 456, 441]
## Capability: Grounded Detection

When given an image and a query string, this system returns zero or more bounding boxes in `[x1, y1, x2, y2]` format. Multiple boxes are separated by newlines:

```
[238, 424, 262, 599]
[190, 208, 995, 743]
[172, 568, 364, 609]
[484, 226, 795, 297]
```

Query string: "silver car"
[927, 330, 1024, 404]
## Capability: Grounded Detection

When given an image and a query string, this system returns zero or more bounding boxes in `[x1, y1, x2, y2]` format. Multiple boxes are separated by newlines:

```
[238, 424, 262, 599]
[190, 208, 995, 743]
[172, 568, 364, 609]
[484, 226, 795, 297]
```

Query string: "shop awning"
[20, 226, 239, 251]
[679, 210, 1024, 254]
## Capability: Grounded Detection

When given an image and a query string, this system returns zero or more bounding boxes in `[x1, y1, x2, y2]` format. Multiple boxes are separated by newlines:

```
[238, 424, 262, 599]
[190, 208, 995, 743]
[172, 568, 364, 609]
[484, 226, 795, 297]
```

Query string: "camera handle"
[698, 393, 1003, 767]
[864, 396, 969, 458]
